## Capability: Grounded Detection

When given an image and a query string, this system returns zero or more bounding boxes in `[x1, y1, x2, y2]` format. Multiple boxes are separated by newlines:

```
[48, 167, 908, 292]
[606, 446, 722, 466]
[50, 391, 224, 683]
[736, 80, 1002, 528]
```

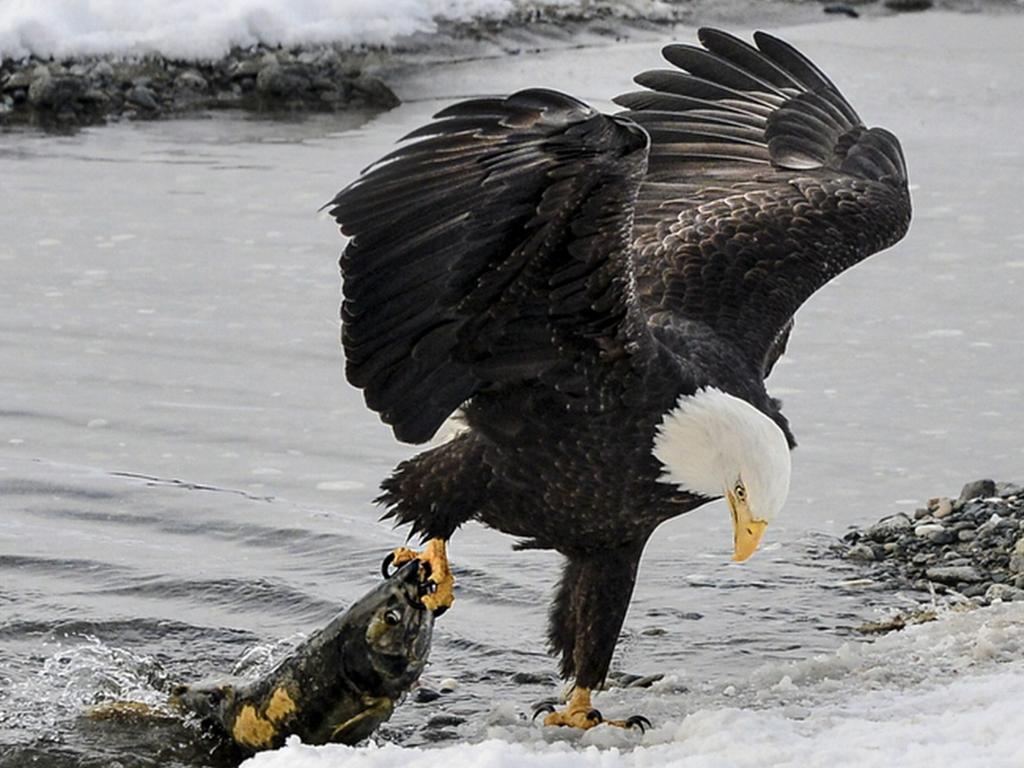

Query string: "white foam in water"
[0, 0, 650, 60]
[242, 603, 1024, 768]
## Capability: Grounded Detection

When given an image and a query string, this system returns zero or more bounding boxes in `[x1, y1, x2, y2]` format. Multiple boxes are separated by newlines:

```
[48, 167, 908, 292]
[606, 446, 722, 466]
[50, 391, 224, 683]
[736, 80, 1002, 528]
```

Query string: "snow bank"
[243, 602, 1024, 768]
[0, 0, 669, 61]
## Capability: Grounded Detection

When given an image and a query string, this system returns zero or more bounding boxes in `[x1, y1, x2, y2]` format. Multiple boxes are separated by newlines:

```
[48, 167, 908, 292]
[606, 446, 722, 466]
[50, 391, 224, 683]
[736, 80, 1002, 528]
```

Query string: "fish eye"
[384, 609, 402, 626]
[734, 483, 746, 501]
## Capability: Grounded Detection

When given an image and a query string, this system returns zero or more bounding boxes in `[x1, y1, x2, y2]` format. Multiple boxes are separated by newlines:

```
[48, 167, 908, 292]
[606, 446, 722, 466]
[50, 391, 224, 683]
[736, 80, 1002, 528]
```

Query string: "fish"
[170, 560, 433, 752]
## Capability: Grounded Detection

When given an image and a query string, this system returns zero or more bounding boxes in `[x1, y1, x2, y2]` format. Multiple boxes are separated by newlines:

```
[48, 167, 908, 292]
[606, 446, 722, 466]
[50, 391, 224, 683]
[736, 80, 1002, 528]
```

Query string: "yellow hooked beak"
[728, 489, 768, 562]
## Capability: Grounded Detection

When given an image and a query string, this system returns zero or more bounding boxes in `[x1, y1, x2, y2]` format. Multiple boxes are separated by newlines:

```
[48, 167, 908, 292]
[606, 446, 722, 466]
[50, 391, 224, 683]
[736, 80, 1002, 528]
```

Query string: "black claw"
[432, 604, 449, 618]
[531, 703, 556, 722]
[586, 708, 602, 723]
[381, 552, 396, 579]
[626, 715, 651, 733]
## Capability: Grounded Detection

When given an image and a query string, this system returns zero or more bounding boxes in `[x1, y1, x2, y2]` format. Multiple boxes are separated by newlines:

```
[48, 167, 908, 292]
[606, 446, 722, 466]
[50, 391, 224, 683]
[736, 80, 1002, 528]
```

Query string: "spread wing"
[327, 89, 649, 444]
[615, 28, 912, 376]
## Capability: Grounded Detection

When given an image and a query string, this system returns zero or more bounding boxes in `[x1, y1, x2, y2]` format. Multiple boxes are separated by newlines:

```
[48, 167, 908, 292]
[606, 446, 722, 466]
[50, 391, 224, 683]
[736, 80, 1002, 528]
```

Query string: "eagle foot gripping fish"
[171, 561, 433, 752]
[89, 561, 434, 758]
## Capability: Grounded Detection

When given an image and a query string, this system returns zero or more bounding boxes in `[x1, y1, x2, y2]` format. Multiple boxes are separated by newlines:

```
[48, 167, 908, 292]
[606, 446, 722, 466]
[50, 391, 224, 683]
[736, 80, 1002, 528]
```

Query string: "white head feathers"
[652, 387, 791, 522]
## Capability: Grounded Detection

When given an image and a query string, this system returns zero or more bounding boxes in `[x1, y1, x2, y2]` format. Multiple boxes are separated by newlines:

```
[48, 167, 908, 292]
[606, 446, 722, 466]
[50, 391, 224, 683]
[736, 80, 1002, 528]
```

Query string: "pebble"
[933, 498, 954, 518]
[959, 479, 996, 504]
[845, 543, 876, 561]
[914, 523, 945, 538]
[867, 513, 912, 542]
[126, 85, 159, 111]
[413, 687, 441, 704]
[928, 565, 975, 584]
[1010, 536, 1024, 574]
[426, 714, 466, 728]
[439, 677, 458, 693]
[985, 583, 1024, 603]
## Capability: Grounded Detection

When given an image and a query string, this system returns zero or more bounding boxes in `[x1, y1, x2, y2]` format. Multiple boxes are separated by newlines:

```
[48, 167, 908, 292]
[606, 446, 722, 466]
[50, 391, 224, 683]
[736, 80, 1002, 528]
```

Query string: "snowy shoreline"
[2, 0, 1012, 129]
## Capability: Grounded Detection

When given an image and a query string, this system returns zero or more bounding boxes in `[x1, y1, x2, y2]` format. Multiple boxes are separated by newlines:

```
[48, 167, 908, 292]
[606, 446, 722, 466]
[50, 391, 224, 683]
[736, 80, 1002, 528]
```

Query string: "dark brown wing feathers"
[615, 28, 911, 375]
[328, 89, 648, 443]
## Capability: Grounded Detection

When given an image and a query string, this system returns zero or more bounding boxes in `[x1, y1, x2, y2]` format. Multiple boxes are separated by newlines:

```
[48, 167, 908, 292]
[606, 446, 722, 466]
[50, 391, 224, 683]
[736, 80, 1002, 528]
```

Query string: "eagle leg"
[543, 546, 647, 728]
[385, 538, 454, 615]
[537, 687, 649, 732]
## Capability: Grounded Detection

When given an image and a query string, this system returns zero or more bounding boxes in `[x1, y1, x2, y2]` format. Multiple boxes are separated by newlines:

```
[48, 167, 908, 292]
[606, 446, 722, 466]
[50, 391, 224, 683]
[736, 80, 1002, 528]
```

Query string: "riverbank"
[1, 0, 1008, 129]
[838, 479, 1024, 606]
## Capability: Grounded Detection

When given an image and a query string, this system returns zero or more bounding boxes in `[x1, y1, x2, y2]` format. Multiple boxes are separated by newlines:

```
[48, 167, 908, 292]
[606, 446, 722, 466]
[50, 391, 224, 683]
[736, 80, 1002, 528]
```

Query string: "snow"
[0, 0, 660, 61]
[243, 603, 1024, 767]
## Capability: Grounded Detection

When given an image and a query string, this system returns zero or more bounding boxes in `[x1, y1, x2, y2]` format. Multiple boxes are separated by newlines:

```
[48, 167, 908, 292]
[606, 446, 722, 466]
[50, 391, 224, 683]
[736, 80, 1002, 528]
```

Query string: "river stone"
[985, 583, 1024, 603]
[175, 70, 208, 91]
[845, 543, 876, 561]
[256, 63, 313, 97]
[914, 523, 945, 538]
[867, 513, 913, 542]
[1010, 536, 1024, 574]
[28, 73, 86, 109]
[126, 85, 159, 111]
[925, 565, 984, 585]
[933, 498, 954, 518]
[959, 479, 996, 504]
[2, 70, 33, 92]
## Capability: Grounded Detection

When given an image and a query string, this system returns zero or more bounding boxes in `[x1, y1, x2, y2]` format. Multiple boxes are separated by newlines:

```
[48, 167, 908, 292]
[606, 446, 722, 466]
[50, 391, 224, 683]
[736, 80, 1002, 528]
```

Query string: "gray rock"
[175, 70, 208, 91]
[91, 60, 114, 80]
[1010, 536, 1024, 574]
[426, 714, 466, 728]
[914, 523, 945, 538]
[930, 530, 956, 545]
[996, 482, 1024, 498]
[913, 508, 931, 520]
[126, 85, 159, 111]
[256, 63, 313, 97]
[867, 513, 913, 542]
[925, 565, 984, 585]
[413, 687, 440, 704]
[2, 70, 33, 93]
[985, 583, 1024, 603]
[845, 543, 876, 562]
[958, 529, 977, 542]
[959, 479, 996, 504]
[349, 74, 400, 108]
[28, 73, 86, 109]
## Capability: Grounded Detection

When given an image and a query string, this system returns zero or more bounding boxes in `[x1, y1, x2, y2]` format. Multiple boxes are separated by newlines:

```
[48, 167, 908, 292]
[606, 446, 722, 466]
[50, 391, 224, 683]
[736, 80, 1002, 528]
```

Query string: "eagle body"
[329, 29, 910, 693]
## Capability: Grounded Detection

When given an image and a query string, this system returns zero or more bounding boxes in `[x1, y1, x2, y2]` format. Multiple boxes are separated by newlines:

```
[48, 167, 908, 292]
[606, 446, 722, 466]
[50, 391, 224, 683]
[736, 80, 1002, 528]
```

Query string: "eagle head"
[652, 387, 792, 562]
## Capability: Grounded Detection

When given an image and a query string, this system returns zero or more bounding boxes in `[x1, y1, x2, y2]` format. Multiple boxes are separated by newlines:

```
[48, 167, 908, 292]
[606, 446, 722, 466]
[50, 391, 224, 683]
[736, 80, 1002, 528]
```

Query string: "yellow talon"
[540, 687, 649, 732]
[389, 538, 454, 614]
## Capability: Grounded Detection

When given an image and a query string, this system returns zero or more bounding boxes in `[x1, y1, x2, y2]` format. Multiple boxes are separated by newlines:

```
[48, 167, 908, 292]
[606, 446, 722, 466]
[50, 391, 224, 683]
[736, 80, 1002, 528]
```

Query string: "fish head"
[357, 561, 434, 689]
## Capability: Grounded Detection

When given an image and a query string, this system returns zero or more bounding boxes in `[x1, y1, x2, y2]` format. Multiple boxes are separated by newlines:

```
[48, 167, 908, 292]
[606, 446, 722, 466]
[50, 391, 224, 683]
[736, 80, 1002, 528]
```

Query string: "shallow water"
[1, 12, 1023, 768]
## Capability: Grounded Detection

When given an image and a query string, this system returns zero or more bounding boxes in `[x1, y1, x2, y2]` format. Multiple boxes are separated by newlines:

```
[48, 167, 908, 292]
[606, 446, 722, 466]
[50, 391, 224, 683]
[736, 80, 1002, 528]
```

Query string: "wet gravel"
[839, 479, 1024, 604]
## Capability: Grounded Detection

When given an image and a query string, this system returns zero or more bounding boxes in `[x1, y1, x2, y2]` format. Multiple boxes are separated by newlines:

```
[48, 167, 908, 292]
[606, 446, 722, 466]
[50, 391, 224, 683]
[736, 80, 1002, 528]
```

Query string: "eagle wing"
[327, 89, 650, 444]
[615, 28, 912, 377]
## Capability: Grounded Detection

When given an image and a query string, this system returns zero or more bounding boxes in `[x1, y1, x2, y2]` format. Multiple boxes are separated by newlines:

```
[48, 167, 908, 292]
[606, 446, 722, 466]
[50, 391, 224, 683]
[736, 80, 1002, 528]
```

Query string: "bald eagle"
[327, 28, 910, 728]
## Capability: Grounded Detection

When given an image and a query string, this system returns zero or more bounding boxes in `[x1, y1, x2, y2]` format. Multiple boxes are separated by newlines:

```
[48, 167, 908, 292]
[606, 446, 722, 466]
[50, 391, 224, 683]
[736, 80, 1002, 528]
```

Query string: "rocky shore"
[0, 47, 400, 129]
[839, 479, 1024, 605]
[3, 0, 1005, 130]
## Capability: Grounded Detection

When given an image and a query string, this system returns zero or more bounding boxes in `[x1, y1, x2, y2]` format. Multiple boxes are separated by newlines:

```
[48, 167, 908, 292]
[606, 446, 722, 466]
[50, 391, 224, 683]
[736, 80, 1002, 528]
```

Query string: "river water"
[1, 11, 1022, 768]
